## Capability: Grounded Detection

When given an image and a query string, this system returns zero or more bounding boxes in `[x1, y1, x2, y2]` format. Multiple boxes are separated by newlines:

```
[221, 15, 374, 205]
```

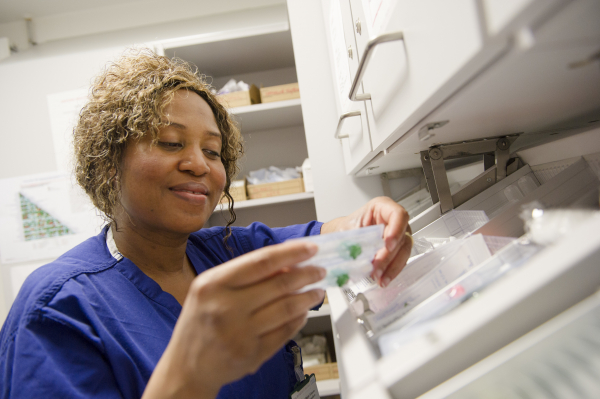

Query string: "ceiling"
[0, 0, 132, 23]
[0, 0, 265, 24]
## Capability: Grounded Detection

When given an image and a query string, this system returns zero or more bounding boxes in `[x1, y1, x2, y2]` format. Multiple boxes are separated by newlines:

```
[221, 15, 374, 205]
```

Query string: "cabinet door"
[348, 0, 485, 150]
[325, 0, 376, 174]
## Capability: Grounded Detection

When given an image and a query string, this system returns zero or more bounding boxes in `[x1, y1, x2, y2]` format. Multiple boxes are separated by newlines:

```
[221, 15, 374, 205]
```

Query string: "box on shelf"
[246, 178, 304, 199]
[217, 84, 261, 108]
[259, 82, 300, 103]
[304, 362, 338, 381]
[220, 180, 247, 204]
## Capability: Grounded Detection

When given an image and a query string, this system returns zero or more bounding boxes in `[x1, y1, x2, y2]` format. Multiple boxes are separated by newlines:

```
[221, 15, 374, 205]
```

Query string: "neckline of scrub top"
[105, 226, 183, 317]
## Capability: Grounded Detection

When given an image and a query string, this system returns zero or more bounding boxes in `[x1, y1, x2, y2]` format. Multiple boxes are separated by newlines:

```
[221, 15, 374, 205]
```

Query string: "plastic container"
[377, 237, 543, 355]
[357, 234, 495, 335]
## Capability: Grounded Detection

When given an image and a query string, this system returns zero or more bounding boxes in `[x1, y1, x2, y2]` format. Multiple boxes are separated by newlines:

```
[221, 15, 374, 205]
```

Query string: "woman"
[0, 49, 412, 398]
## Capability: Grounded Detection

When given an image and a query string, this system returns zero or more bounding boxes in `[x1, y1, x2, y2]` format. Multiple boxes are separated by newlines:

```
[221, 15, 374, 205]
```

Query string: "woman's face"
[117, 89, 226, 235]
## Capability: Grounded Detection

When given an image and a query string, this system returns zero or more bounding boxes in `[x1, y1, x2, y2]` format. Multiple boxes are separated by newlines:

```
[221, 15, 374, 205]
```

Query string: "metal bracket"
[420, 136, 519, 214]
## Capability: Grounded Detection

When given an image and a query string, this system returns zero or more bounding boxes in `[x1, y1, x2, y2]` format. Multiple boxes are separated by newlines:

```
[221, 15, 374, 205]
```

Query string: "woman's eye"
[204, 149, 221, 160]
[158, 141, 182, 149]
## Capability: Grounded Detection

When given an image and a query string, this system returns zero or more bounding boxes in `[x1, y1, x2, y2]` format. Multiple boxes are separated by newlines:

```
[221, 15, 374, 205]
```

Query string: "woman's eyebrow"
[207, 130, 222, 139]
[165, 121, 221, 139]
[165, 121, 186, 129]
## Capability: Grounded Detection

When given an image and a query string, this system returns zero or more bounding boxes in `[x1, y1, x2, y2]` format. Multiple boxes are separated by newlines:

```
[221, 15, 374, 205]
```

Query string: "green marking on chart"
[19, 193, 73, 241]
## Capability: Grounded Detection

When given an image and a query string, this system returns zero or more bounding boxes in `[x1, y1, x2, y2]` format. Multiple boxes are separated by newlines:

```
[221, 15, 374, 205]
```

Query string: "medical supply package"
[290, 224, 385, 291]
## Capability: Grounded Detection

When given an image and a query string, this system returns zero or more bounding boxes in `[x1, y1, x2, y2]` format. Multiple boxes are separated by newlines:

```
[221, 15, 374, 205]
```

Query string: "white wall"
[0, 3, 290, 324]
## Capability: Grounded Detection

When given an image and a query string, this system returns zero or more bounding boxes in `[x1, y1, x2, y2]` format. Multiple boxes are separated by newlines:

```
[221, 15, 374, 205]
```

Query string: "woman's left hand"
[321, 196, 412, 288]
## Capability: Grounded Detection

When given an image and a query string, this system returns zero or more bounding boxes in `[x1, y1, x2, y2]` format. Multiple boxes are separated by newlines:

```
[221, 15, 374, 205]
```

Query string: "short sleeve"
[272, 221, 323, 242]
[227, 221, 323, 254]
[1, 314, 123, 399]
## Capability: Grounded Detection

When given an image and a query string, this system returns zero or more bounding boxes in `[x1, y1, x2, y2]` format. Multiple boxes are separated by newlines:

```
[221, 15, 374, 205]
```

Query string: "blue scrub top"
[0, 221, 323, 399]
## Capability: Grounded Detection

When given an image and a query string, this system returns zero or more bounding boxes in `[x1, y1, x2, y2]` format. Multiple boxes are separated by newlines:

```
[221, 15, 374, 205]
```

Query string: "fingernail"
[314, 289, 325, 301]
[306, 243, 318, 255]
[374, 269, 383, 281]
[389, 237, 401, 252]
[318, 267, 326, 279]
[382, 277, 391, 288]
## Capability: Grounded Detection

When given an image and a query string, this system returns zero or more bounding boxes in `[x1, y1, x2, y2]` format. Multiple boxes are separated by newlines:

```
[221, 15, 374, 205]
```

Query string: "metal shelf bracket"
[421, 136, 520, 214]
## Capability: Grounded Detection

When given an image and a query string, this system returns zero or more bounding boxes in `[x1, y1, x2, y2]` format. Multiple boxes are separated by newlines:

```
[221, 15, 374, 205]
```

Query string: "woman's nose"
[179, 147, 210, 176]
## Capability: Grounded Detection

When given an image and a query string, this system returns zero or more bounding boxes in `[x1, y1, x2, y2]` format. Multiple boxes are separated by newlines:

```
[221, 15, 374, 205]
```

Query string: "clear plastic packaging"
[377, 237, 543, 356]
[357, 234, 497, 335]
[291, 224, 384, 291]
[521, 207, 599, 246]
[410, 210, 489, 257]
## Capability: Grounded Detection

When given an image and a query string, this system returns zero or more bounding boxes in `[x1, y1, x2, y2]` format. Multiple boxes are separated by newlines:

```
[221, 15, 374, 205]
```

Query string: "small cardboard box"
[217, 84, 261, 108]
[246, 178, 304, 199]
[304, 363, 338, 381]
[220, 180, 247, 204]
[259, 82, 300, 103]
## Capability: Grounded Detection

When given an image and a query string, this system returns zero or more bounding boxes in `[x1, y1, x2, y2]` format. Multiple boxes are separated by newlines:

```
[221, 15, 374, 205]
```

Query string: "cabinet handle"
[349, 31, 404, 101]
[334, 111, 361, 139]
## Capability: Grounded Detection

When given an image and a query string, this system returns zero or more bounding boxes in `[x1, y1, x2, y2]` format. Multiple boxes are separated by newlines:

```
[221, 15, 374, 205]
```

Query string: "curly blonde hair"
[74, 48, 243, 237]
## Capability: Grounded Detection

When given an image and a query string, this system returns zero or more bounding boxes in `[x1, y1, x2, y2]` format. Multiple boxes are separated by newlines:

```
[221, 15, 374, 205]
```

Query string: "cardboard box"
[217, 84, 261, 108]
[260, 83, 300, 103]
[304, 363, 338, 381]
[246, 178, 304, 199]
[220, 180, 247, 204]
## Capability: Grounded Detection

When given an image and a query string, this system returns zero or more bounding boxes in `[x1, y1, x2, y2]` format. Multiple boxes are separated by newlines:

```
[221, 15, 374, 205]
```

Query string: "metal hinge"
[421, 135, 521, 214]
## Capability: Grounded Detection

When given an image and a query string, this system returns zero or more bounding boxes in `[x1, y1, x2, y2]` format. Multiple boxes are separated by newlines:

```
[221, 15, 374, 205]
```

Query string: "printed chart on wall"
[0, 171, 105, 264]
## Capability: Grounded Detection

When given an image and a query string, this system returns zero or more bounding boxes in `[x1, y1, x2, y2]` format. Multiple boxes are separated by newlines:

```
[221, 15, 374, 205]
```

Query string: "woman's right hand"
[143, 241, 325, 399]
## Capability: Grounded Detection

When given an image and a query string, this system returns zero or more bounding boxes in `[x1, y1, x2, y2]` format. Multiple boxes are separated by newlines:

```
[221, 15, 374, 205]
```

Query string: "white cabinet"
[357, 0, 600, 177]
[289, 0, 600, 397]
[349, 0, 485, 151]
[326, 0, 600, 176]
[325, 0, 375, 174]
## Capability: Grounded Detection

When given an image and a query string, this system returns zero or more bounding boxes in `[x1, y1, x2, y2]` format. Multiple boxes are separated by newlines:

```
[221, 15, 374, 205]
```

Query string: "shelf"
[162, 25, 295, 78]
[317, 378, 341, 396]
[230, 98, 303, 132]
[213, 191, 314, 212]
[308, 304, 331, 319]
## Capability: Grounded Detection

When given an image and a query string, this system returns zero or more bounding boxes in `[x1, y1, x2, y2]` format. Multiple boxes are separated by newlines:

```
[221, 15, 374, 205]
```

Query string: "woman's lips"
[170, 183, 209, 204]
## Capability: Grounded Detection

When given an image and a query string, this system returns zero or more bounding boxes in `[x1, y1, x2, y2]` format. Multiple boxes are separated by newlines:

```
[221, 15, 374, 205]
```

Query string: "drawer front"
[349, 0, 485, 151]
[325, 0, 376, 173]
[357, 0, 600, 178]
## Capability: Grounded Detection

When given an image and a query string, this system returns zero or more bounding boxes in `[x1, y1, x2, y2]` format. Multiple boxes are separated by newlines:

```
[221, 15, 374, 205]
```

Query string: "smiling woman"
[0, 48, 412, 399]
[118, 91, 227, 237]
[73, 49, 242, 235]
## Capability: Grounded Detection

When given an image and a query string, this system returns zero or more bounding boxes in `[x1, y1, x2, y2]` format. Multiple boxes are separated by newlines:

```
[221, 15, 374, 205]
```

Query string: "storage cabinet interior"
[328, 144, 600, 398]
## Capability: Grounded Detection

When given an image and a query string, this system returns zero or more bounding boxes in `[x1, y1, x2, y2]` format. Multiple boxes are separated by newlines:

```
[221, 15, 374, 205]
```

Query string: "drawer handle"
[349, 31, 404, 101]
[334, 111, 361, 139]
